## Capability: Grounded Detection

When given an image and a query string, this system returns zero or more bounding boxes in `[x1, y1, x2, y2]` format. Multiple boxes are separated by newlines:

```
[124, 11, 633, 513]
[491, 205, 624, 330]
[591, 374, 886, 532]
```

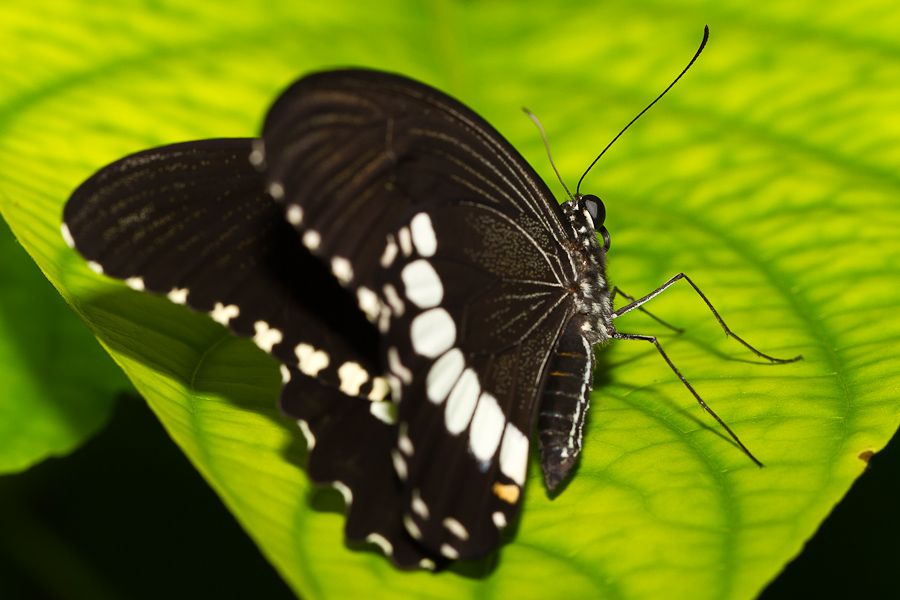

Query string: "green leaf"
[0, 217, 125, 473]
[1, 1, 898, 598]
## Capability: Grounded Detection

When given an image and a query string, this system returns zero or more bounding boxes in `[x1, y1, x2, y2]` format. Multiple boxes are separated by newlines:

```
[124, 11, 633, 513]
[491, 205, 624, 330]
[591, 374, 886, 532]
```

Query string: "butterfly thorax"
[560, 198, 615, 347]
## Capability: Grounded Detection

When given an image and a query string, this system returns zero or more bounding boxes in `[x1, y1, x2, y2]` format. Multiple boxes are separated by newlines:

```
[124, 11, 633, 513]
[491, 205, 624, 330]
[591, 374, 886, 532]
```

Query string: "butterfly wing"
[62, 138, 384, 400]
[378, 203, 574, 560]
[259, 69, 575, 293]
[62, 137, 441, 568]
[279, 366, 443, 569]
[260, 71, 582, 560]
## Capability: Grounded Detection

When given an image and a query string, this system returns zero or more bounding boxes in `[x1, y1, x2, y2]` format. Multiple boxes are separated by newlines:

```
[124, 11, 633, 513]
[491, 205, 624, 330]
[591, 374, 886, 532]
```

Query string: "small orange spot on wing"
[492, 482, 520, 504]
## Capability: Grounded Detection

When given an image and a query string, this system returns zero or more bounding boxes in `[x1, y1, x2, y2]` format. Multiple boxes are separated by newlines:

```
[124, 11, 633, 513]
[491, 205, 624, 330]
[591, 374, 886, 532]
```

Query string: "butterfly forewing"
[259, 69, 574, 293]
[374, 203, 574, 560]
[63, 137, 427, 563]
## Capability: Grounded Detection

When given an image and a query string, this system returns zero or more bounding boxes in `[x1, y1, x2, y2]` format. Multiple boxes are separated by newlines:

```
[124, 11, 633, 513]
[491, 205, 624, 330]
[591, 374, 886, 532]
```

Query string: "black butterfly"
[61, 27, 799, 571]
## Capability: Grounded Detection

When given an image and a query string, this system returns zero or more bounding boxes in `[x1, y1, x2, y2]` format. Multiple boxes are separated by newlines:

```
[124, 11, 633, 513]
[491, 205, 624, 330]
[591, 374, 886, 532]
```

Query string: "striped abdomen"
[537, 317, 595, 490]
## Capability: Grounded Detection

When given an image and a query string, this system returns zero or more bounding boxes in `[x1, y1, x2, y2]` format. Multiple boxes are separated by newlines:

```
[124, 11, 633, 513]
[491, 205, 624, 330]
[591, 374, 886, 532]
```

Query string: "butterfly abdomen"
[537, 316, 595, 491]
[533, 197, 615, 490]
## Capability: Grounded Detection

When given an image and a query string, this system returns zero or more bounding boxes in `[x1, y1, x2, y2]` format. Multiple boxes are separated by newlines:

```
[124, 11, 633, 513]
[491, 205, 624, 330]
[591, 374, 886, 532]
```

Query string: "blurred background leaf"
[0, 218, 125, 474]
[0, 394, 294, 599]
[1, 1, 898, 599]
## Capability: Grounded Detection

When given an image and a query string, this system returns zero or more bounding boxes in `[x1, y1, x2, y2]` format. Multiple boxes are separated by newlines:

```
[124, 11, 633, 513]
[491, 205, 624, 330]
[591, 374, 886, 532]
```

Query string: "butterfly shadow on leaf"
[75, 288, 311, 464]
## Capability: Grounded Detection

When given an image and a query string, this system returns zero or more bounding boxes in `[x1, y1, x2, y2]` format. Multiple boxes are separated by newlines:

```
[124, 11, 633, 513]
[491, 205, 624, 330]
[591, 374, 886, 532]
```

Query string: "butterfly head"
[578, 194, 611, 252]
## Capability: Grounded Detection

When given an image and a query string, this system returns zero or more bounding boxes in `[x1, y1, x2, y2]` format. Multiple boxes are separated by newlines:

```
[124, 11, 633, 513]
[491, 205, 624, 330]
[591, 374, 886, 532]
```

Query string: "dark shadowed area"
[0, 396, 293, 600]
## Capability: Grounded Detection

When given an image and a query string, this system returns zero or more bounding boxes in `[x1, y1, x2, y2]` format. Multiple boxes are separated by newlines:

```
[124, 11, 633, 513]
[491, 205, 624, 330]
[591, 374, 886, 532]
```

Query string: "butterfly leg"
[612, 273, 801, 363]
[611, 287, 683, 333]
[612, 331, 764, 467]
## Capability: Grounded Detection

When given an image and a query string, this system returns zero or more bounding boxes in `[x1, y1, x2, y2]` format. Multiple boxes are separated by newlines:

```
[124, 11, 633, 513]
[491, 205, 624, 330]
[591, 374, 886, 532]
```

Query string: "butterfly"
[61, 27, 799, 570]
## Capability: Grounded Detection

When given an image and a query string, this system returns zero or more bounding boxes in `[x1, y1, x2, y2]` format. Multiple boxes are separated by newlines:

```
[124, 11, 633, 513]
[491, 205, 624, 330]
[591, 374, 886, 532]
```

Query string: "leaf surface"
[1, 1, 898, 598]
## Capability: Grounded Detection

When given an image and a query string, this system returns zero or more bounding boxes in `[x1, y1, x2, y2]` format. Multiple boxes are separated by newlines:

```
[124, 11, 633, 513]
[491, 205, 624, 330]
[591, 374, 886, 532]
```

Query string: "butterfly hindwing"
[279, 366, 442, 570]
[64, 138, 439, 566]
[62, 138, 383, 401]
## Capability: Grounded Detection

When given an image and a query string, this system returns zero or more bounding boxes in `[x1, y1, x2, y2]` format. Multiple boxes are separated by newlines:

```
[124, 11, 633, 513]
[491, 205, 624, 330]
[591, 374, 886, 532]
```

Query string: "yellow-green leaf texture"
[1, 1, 898, 598]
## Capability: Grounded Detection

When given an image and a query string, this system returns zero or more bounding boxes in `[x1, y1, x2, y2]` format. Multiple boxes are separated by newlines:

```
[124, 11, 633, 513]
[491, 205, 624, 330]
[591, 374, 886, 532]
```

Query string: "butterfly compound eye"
[582, 194, 606, 230]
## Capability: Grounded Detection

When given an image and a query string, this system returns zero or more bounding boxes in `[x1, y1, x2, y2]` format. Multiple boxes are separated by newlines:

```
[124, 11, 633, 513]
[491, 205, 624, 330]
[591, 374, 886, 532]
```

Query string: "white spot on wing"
[377, 304, 391, 334]
[410, 308, 456, 358]
[366, 533, 393, 556]
[469, 392, 505, 462]
[388, 347, 412, 385]
[410, 213, 437, 257]
[331, 257, 353, 285]
[280, 365, 291, 383]
[443, 517, 469, 541]
[286, 204, 303, 225]
[403, 514, 422, 540]
[368, 377, 390, 401]
[369, 401, 396, 425]
[382, 284, 405, 316]
[398, 422, 414, 455]
[332, 481, 352, 506]
[167, 287, 189, 305]
[391, 449, 408, 480]
[356, 287, 380, 321]
[125, 277, 144, 291]
[445, 368, 480, 435]
[440, 544, 459, 560]
[426, 348, 464, 404]
[411, 489, 429, 519]
[248, 140, 265, 167]
[88, 261, 104, 274]
[499, 423, 529, 485]
[419, 558, 436, 571]
[298, 420, 316, 450]
[295, 343, 329, 376]
[337, 361, 368, 396]
[388, 375, 402, 403]
[401, 259, 443, 308]
[492, 511, 508, 529]
[398, 227, 412, 256]
[302, 230, 321, 251]
[380, 235, 398, 268]
[252, 321, 282, 352]
[60, 223, 75, 248]
[268, 182, 284, 199]
[210, 302, 239, 325]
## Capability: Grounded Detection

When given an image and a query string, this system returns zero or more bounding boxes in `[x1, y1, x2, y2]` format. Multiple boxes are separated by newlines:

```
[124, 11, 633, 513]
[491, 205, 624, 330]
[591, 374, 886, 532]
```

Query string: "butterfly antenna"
[576, 25, 710, 195]
[523, 107, 574, 201]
